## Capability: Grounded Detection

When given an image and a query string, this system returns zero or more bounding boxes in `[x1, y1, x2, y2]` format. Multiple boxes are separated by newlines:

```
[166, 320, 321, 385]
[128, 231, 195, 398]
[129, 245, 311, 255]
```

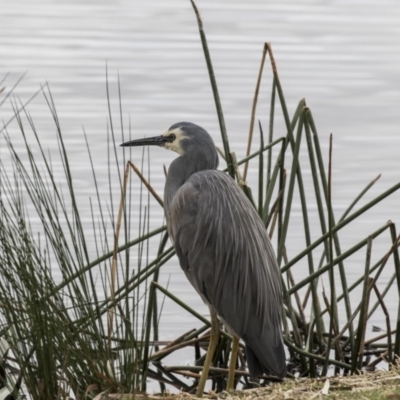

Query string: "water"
[1, 0, 400, 388]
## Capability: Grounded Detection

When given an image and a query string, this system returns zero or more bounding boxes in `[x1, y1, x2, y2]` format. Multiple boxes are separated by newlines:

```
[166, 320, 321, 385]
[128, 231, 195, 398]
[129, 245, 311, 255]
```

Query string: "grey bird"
[121, 122, 286, 396]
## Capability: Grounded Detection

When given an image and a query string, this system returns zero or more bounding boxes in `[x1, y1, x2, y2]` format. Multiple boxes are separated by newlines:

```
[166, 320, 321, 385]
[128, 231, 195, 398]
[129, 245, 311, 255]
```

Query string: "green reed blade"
[189, 0, 233, 178]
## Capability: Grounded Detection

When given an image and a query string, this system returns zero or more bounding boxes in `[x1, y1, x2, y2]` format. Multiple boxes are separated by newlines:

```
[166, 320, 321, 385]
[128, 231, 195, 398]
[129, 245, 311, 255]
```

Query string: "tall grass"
[0, 1, 400, 398]
[0, 82, 168, 398]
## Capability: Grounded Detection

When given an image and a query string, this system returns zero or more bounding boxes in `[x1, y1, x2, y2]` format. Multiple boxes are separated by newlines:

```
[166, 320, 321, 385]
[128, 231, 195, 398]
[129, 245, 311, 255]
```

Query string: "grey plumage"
[121, 121, 286, 380]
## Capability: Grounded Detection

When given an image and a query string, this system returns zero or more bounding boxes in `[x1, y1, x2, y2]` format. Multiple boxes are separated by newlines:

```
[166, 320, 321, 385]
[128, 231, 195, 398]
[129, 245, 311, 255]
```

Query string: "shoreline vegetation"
[1, 1, 400, 399]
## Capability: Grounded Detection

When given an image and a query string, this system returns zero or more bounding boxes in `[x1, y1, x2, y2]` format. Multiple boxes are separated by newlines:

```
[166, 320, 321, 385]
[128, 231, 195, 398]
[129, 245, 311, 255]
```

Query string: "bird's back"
[166, 169, 286, 379]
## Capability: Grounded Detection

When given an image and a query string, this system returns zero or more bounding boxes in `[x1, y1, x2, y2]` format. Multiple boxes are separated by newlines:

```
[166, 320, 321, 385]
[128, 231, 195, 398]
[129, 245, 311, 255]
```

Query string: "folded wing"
[167, 170, 286, 379]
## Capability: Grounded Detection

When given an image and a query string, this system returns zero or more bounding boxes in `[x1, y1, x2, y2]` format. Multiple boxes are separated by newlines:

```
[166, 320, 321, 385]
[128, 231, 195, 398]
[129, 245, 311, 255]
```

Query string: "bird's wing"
[168, 170, 286, 378]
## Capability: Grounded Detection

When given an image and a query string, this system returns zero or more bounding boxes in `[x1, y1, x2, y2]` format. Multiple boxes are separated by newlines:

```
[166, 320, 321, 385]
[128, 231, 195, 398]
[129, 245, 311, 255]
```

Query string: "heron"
[121, 122, 286, 396]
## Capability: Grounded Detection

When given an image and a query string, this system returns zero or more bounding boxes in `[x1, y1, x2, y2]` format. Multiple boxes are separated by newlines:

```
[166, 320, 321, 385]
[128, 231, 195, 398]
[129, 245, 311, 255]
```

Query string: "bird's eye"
[169, 133, 176, 141]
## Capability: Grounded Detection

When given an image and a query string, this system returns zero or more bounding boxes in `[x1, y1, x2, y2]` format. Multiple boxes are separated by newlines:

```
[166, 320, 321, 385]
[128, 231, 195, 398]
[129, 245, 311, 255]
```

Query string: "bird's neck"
[164, 148, 218, 210]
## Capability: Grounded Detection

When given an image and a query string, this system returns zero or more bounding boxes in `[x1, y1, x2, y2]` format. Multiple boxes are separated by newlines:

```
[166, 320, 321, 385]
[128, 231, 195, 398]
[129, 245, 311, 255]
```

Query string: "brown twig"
[243, 43, 268, 181]
[150, 334, 210, 361]
[129, 161, 164, 207]
[108, 162, 130, 344]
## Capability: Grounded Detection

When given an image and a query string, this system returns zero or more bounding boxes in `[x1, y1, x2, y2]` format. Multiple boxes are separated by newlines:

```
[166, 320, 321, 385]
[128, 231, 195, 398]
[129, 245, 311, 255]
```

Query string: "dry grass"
[100, 365, 400, 400]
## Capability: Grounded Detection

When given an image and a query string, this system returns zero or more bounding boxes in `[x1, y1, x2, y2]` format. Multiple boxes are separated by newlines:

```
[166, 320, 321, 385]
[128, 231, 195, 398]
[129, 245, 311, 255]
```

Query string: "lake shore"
[101, 366, 400, 399]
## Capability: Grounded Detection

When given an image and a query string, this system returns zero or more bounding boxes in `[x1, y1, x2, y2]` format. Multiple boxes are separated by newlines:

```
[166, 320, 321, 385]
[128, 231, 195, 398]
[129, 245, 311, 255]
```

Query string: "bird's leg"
[226, 335, 239, 391]
[196, 307, 220, 398]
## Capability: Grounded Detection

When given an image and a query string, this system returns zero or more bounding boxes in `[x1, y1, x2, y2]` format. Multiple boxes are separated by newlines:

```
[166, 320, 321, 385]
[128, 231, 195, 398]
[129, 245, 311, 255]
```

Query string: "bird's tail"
[245, 342, 286, 380]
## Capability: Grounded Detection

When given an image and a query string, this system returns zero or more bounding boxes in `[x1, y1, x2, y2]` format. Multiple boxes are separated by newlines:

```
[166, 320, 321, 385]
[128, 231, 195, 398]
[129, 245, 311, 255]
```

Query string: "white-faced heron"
[121, 122, 286, 396]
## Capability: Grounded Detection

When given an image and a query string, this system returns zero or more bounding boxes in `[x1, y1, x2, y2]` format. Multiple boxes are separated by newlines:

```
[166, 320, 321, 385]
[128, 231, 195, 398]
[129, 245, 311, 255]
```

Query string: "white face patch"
[162, 127, 187, 155]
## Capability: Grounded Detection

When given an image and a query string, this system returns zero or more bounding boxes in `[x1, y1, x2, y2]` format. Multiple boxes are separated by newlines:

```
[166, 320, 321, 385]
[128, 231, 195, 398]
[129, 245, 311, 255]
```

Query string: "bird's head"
[120, 121, 217, 160]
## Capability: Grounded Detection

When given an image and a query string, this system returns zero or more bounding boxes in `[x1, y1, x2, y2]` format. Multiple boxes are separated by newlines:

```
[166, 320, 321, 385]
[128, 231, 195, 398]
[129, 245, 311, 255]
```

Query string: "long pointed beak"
[120, 135, 167, 147]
